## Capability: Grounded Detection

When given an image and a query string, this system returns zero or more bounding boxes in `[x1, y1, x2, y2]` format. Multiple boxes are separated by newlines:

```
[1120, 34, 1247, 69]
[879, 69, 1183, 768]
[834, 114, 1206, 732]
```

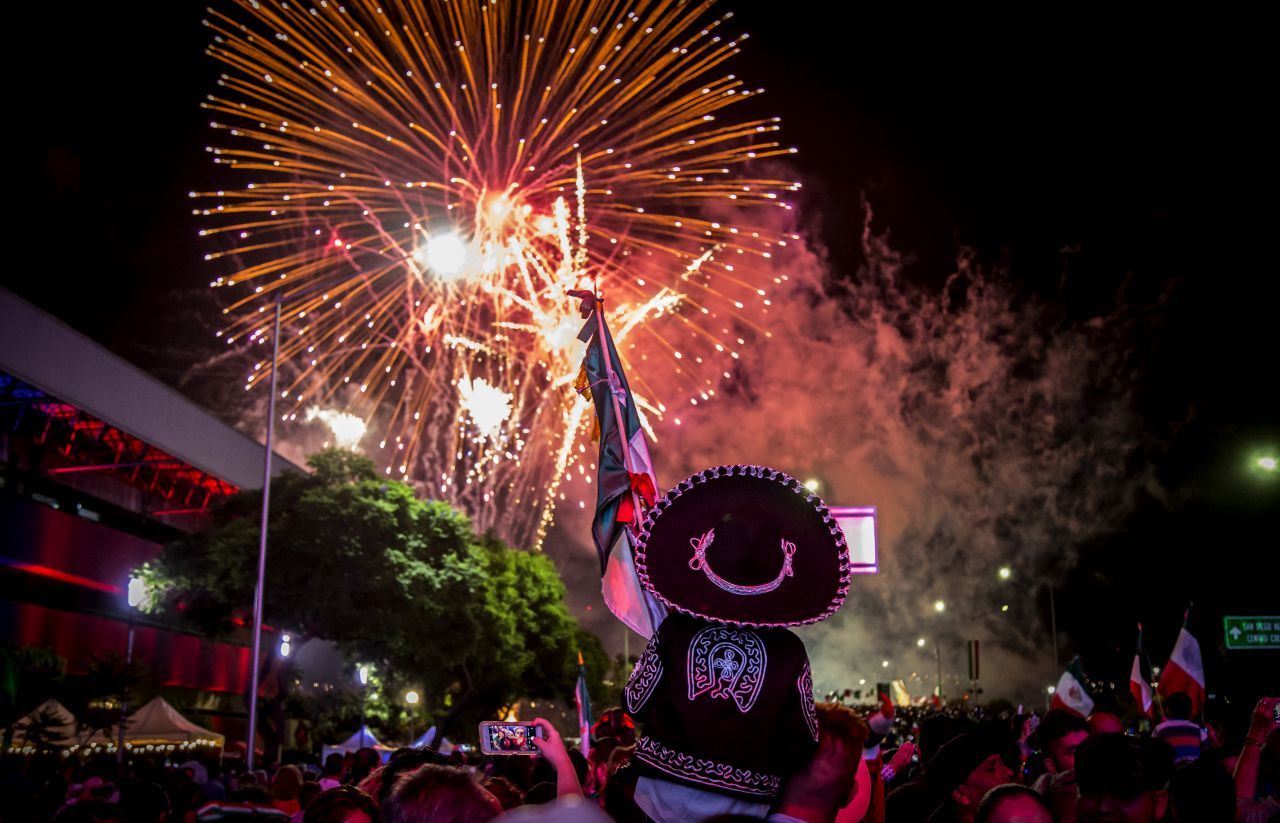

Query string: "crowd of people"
[2, 692, 1276, 822]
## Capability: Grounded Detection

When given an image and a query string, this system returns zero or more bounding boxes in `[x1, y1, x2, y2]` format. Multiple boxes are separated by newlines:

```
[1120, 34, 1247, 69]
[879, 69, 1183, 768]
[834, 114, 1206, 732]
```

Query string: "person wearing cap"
[622, 465, 855, 821]
[925, 733, 1015, 823]
[1075, 733, 1174, 823]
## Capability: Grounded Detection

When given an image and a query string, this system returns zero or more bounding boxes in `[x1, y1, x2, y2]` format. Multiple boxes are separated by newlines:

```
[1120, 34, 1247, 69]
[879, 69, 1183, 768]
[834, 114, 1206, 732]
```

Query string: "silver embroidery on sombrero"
[798, 661, 818, 741]
[686, 625, 767, 712]
[688, 529, 797, 596]
[625, 637, 663, 715]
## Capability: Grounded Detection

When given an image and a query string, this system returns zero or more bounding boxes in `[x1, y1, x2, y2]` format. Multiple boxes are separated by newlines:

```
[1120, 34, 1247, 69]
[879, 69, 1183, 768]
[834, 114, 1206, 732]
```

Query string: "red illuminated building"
[1, 287, 305, 739]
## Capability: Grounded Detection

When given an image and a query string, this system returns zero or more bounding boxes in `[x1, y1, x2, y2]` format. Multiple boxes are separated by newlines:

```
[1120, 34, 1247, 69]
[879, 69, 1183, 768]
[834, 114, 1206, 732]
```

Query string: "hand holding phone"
[478, 721, 544, 755]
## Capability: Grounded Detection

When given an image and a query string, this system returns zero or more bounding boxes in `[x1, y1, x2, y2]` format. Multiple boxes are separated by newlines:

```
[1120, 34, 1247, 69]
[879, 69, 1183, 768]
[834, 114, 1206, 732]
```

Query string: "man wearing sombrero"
[623, 464, 854, 821]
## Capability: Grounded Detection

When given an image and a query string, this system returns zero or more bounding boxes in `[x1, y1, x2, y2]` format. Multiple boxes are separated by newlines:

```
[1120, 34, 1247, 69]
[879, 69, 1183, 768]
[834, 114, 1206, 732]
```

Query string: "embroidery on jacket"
[798, 661, 818, 741]
[635, 735, 782, 797]
[625, 637, 664, 714]
[686, 625, 767, 712]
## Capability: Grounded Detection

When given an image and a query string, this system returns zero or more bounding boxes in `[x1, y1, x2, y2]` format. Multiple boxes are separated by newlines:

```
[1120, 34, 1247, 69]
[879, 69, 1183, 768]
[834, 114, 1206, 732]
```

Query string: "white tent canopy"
[123, 696, 225, 748]
[322, 725, 394, 762]
[9, 699, 79, 749]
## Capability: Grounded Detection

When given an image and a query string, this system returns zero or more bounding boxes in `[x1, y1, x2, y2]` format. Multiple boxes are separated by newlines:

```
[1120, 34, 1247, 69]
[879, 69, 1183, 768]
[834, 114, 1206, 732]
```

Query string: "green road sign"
[1224, 616, 1280, 650]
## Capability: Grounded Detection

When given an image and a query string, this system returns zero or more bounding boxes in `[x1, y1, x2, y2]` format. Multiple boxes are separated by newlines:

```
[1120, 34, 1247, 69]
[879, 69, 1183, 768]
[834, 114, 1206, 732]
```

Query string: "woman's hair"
[974, 784, 1052, 823]
[304, 785, 380, 823]
[382, 765, 501, 823]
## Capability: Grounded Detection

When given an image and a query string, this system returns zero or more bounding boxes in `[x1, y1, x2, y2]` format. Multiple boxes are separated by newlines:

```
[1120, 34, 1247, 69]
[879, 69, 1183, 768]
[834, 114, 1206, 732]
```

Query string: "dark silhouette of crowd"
[2, 693, 1275, 822]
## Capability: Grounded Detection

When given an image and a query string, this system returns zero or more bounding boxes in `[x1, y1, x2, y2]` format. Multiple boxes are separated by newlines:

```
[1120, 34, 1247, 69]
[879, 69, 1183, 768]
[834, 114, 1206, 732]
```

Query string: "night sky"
[8, 5, 1276, 708]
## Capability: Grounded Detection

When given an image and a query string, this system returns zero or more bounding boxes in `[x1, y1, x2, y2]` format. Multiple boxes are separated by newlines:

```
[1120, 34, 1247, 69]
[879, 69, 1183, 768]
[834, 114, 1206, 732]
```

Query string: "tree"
[140, 448, 606, 747]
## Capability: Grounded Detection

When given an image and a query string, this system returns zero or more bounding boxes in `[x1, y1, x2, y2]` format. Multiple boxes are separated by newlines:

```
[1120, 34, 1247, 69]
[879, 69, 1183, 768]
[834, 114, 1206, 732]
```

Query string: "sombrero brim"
[634, 465, 852, 628]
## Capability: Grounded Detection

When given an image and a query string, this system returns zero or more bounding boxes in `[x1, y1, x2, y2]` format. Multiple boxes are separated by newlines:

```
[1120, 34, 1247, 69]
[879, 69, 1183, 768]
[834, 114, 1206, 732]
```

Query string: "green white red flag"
[1051, 657, 1095, 718]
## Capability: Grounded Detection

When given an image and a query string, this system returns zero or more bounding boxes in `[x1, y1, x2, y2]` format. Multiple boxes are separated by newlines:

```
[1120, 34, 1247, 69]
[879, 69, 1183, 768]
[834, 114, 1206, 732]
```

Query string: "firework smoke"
[550, 200, 1164, 703]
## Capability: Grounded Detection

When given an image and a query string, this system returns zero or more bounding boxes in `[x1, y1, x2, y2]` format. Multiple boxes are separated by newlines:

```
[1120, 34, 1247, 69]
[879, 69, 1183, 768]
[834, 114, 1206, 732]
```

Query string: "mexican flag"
[1051, 658, 1095, 717]
[575, 651, 592, 759]
[1129, 625, 1154, 718]
[1157, 626, 1206, 716]
[574, 291, 666, 639]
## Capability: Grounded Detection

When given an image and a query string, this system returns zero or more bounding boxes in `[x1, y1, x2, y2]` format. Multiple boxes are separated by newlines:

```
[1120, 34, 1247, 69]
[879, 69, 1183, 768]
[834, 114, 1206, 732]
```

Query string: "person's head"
[778, 702, 870, 816]
[480, 775, 524, 810]
[1076, 733, 1174, 823]
[300, 780, 323, 810]
[382, 764, 501, 823]
[919, 712, 969, 769]
[273, 764, 304, 800]
[1036, 709, 1090, 774]
[324, 753, 346, 777]
[1167, 754, 1235, 823]
[929, 734, 1015, 822]
[304, 785, 380, 823]
[52, 801, 126, 823]
[974, 784, 1054, 823]
[1164, 692, 1193, 721]
[587, 736, 619, 790]
[1088, 712, 1125, 736]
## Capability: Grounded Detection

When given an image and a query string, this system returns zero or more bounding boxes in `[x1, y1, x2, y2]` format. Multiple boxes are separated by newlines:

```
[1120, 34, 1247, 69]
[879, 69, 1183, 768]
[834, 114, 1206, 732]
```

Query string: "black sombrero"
[634, 465, 852, 628]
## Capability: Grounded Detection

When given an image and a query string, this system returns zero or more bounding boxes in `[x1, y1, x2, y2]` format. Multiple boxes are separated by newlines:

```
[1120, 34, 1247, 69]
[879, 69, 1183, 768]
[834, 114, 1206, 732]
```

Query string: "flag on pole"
[573, 291, 666, 638]
[575, 651, 592, 759]
[1158, 622, 1206, 716]
[1051, 657, 1095, 718]
[1130, 625, 1154, 718]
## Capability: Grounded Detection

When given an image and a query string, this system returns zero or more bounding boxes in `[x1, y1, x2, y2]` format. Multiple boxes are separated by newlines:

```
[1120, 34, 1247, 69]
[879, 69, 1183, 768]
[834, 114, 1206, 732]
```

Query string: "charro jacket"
[623, 612, 820, 801]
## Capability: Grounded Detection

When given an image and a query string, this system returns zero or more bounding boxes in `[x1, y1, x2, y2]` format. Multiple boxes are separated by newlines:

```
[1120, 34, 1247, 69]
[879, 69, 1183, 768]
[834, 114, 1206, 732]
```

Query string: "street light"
[998, 566, 1011, 580]
[405, 690, 420, 744]
[934, 600, 947, 613]
[357, 664, 373, 747]
[118, 576, 145, 763]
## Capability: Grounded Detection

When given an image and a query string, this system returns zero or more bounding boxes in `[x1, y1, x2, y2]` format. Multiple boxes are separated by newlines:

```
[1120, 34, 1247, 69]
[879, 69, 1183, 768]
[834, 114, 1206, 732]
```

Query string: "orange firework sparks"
[196, 0, 798, 547]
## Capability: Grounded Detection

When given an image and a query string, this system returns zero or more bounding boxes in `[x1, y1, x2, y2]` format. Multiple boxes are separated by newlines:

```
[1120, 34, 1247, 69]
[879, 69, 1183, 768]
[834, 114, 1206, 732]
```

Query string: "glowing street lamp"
[934, 600, 947, 613]
[998, 566, 1012, 580]
[405, 690, 421, 743]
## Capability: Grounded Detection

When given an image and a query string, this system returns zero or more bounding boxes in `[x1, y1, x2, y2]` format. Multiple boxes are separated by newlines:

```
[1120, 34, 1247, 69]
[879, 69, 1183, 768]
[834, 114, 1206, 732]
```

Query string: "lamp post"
[357, 664, 372, 747]
[405, 690, 420, 744]
[118, 576, 146, 763]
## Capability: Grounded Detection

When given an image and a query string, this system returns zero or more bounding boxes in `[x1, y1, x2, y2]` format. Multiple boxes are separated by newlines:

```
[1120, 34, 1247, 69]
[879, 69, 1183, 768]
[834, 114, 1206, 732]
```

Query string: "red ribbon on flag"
[617, 472, 657, 524]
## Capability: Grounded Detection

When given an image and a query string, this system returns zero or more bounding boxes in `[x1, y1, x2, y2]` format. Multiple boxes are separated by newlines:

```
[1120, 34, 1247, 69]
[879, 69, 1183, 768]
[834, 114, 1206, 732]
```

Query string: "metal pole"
[1048, 586, 1060, 673]
[117, 620, 135, 764]
[935, 643, 943, 702]
[246, 299, 281, 770]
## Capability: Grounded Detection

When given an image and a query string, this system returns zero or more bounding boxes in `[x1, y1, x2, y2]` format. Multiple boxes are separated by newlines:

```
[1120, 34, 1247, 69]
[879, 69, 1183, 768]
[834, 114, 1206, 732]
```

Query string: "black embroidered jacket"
[623, 612, 820, 801]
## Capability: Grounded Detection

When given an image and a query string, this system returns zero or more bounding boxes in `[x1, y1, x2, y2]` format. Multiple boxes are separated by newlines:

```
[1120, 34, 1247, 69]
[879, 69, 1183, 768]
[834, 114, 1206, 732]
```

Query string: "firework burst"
[197, 0, 799, 546]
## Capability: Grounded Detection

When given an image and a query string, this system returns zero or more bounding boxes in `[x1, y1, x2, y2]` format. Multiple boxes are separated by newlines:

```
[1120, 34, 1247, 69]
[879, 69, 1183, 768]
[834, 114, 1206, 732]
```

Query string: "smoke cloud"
[550, 200, 1166, 705]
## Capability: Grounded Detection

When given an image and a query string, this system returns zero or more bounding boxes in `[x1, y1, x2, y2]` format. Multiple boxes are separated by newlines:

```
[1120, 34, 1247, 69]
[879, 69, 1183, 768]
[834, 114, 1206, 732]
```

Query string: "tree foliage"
[139, 449, 604, 739]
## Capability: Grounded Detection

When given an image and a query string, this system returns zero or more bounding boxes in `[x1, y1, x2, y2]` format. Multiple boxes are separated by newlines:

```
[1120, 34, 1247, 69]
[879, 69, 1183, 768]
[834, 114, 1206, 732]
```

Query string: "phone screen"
[483, 723, 539, 753]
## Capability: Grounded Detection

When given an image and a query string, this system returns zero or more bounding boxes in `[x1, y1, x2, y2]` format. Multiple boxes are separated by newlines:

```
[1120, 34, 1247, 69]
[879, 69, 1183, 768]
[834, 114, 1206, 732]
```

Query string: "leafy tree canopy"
[139, 448, 607, 736]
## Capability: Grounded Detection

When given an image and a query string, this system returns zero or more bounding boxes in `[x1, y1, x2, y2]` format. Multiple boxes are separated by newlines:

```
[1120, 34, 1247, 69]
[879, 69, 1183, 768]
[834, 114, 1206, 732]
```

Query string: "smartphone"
[478, 721, 544, 755]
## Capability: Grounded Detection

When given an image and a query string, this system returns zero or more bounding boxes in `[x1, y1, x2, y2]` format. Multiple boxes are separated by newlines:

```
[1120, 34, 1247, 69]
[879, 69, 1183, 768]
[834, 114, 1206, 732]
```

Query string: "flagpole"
[246, 297, 281, 771]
